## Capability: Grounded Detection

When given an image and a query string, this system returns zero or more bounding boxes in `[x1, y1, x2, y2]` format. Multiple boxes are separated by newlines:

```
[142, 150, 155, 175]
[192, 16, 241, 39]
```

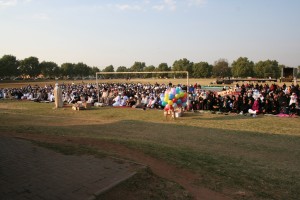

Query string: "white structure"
[54, 83, 63, 108]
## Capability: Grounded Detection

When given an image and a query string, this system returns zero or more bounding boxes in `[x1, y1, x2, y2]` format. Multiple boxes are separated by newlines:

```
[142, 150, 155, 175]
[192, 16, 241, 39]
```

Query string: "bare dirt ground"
[2, 132, 232, 200]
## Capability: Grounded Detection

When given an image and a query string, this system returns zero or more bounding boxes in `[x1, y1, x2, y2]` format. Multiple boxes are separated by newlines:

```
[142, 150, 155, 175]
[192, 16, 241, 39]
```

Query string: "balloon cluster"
[160, 87, 188, 111]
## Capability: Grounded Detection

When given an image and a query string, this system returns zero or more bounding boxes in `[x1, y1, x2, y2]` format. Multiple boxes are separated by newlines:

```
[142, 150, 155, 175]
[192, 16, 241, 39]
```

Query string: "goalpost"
[95, 71, 189, 105]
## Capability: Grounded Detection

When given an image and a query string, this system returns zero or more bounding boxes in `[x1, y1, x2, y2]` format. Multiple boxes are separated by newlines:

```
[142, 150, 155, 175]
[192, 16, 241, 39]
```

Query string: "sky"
[0, 0, 299, 70]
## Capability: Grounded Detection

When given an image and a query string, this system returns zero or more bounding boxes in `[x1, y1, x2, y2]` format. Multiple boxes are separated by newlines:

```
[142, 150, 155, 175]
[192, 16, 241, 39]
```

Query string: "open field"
[0, 96, 299, 199]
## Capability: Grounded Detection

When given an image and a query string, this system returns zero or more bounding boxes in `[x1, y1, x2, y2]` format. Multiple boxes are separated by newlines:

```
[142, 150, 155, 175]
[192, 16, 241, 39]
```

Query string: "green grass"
[1, 99, 300, 199]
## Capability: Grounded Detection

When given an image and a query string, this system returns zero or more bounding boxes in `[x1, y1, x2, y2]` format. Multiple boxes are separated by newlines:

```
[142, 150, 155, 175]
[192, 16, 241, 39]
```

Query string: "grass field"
[0, 79, 299, 199]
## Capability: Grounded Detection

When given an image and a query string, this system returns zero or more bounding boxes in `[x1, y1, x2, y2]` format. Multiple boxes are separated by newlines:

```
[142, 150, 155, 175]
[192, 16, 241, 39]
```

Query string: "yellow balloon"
[168, 100, 173, 105]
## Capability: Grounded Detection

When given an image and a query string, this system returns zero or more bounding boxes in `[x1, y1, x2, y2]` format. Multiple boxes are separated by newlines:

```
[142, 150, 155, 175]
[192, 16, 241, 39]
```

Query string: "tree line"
[0, 54, 299, 79]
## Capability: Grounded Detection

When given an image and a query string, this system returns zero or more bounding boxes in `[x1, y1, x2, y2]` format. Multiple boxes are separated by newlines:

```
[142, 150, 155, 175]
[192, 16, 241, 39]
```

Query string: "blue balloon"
[169, 94, 175, 100]
[161, 101, 167, 106]
[176, 99, 182, 104]
[176, 87, 181, 94]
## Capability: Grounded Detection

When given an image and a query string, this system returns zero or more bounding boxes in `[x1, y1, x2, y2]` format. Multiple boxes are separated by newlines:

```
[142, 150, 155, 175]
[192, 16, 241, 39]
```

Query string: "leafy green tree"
[0, 55, 19, 78]
[39, 61, 59, 78]
[298, 66, 300, 78]
[61, 63, 75, 78]
[268, 60, 280, 78]
[253, 61, 265, 78]
[102, 65, 115, 79]
[193, 62, 212, 78]
[231, 57, 254, 78]
[212, 59, 231, 78]
[116, 66, 128, 72]
[254, 60, 280, 78]
[129, 62, 146, 78]
[155, 63, 170, 78]
[116, 66, 128, 78]
[90, 67, 100, 76]
[156, 63, 170, 72]
[103, 65, 114, 72]
[74, 62, 90, 78]
[144, 65, 155, 72]
[143, 65, 155, 78]
[172, 58, 193, 77]
[130, 62, 145, 72]
[19, 56, 40, 77]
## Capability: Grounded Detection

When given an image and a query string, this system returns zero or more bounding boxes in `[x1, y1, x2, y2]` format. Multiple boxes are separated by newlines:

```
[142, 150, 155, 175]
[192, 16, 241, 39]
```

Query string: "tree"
[74, 62, 90, 78]
[130, 62, 146, 78]
[193, 62, 212, 78]
[102, 65, 114, 79]
[155, 63, 170, 78]
[0, 55, 19, 78]
[19, 57, 40, 77]
[231, 57, 254, 78]
[172, 58, 193, 77]
[253, 61, 264, 78]
[116, 66, 128, 72]
[143, 65, 155, 78]
[156, 63, 170, 72]
[61, 63, 75, 78]
[39, 61, 59, 78]
[212, 59, 231, 78]
[116, 66, 128, 78]
[254, 60, 280, 78]
[264, 60, 280, 78]
[103, 65, 114, 72]
[130, 62, 145, 72]
[90, 67, 100, 76]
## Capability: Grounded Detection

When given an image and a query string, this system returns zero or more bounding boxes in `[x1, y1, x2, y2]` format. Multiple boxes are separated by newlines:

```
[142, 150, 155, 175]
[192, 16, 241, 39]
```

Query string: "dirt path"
[2, 132, 232, 200]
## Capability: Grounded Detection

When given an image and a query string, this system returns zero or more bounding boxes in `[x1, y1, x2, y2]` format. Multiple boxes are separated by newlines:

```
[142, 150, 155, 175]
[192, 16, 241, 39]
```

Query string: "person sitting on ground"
[126, 96, 136, 107]
[262, 99, 273, 114]
[135, 94, 148, 109]
[112, 94, 122, 107]
[87, 95, 94, 104]
[289, 93, 297, 115]
[79, 94, 86, 103]
[100, 88, 108, 104]
[248, 98, 260, 116]
[231, 95, 239, 113]
[212, 98, 221, 112]
[147, 96, 156, 109]
[239, 96, 249, 114]
[120, 93, 129, 106]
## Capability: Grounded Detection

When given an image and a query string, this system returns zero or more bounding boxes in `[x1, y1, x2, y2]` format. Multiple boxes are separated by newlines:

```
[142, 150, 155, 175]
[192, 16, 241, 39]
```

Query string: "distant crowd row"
[0, 81, 299, 116]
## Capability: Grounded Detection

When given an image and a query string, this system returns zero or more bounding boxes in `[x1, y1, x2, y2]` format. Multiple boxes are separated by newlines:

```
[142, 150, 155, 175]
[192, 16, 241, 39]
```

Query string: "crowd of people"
[0, 81, 299, 116]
